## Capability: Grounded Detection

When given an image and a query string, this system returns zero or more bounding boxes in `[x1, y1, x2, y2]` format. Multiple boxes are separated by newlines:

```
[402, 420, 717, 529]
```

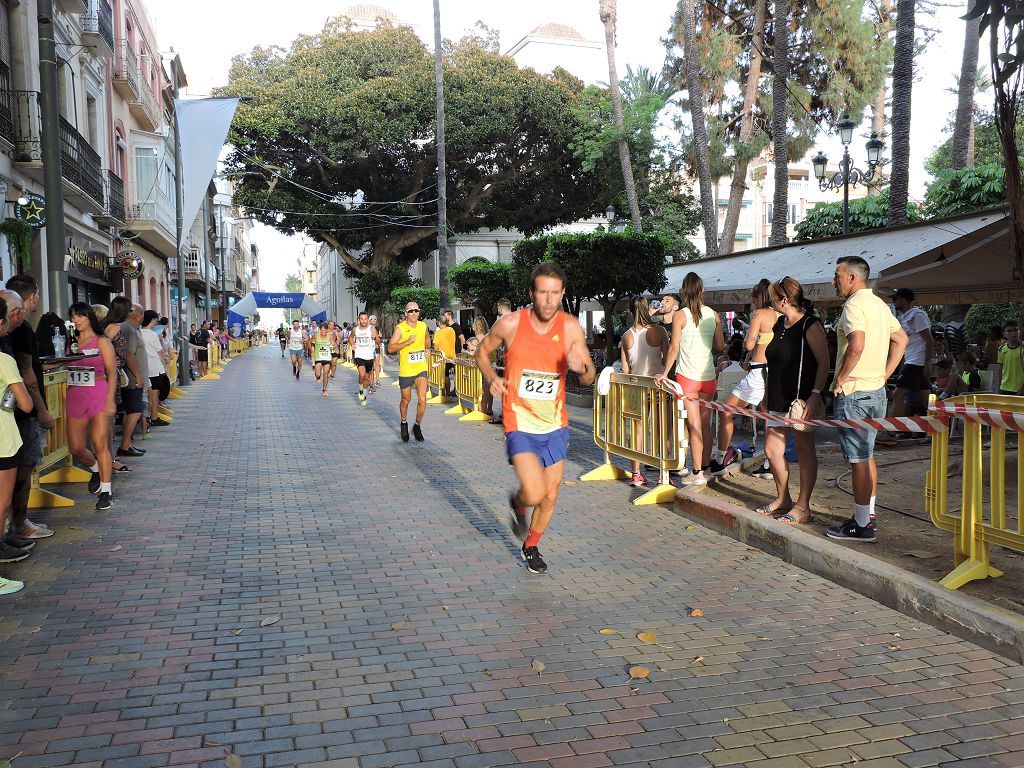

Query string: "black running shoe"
[413, 423, 424, 442]
[825, 517, 876, 543]
[0, 542, 30, 563]
[522, 545, 547, 574]
[3, 535, 35, 551]
[509, 493, 529, 540]
[88, 471, 100, 494]
[400, 422, 410, 442]
[96, 492, 112, 511]
[750, 461, 773, 480]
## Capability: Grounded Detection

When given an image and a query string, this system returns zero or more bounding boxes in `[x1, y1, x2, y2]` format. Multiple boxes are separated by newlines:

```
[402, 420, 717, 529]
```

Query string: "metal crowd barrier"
[203, 343, 222, 380]
[167, 354, 188, 398]
[31, 369, 90, 508]
[925, 393, 1024, 590]
[580, 372, 688, 506]
[446, 356, 490, 421]
[426, 350, 452, 405]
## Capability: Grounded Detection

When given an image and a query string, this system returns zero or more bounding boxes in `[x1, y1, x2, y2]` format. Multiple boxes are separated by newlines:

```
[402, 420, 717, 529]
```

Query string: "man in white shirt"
[890, 288, 933, 427]
[140, 310, 170, 427]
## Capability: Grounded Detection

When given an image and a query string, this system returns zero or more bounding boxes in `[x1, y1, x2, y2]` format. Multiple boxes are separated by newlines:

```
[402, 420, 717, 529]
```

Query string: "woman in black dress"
[758, 277, 830, 523]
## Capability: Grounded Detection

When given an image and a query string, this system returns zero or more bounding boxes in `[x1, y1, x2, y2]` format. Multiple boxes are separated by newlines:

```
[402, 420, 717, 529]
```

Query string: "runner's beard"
[532, 304, 559, 323]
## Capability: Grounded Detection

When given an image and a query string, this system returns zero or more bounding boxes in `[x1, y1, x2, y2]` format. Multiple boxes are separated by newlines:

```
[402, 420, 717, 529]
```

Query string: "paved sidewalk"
[1, 346, 1023, 768]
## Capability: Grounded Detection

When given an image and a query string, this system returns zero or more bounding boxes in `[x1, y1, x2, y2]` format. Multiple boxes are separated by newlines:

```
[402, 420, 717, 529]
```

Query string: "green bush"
[385, 287, 440, 322]
[964, 303, 1022, 344]
[447, 258, 514, 318]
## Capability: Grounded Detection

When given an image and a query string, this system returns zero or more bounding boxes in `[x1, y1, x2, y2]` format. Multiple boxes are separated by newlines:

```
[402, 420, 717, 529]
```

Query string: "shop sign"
[119, 252, 144, 280]
[14, 193, 46, 229]
[66, 231, 109, 284]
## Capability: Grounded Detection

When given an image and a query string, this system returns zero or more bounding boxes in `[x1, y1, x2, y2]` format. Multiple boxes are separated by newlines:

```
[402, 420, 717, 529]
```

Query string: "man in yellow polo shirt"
[434, 314, 457, 396]
[997, 320, 1024, 396]
[827, 256, 908, 543]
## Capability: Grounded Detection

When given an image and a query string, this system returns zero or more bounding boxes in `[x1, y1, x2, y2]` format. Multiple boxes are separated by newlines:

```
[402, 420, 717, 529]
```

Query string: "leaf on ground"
[484, 669, 492, 676]
[0, 752, 23, 768]
[259, 615, 281, 627]
[599, 628, 617, 635]
[693, 655, 705, 665]
[530, 659, 546, 674]
[637, 631, 659, 644]
[689, 608, 704, 617]
[205, 738, 224, 746]
[686, 525, 699, 531]
[233, 629, 244, 636]
[391, 621, 406, 630]
[68, 526, 83, 530]
[628, 665, 650, 680]
[757, 637, 772, 641]
[562, 481, 578, 486]
[889, 644, 902, 651]
[904, 550, 941, 559]
[747, 547, 761, 552]
[225, 754, 243, 768]
[109, 545, 123, 552]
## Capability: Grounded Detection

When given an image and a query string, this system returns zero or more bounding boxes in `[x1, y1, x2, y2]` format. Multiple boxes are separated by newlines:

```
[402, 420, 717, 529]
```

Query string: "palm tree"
[769, 0, 790, 246]
[721, 0, 767, 253]
[887, 0, 915, 226]
[599, 0, 642, 231]
[952, 1, 980, 169]
[673, 0, 718, 257]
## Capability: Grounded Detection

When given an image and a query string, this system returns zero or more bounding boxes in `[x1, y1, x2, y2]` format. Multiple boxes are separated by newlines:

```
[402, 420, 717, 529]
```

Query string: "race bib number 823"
[518, 369, 559, 400]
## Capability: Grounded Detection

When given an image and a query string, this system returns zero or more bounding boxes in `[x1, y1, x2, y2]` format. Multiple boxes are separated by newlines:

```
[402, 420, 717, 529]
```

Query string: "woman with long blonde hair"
[621, 296, 668, 487]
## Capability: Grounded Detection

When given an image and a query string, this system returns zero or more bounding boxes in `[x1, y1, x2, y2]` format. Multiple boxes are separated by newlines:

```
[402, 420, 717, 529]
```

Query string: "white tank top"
[289, 329, 304, 350]
[676, 306, 717, 381]
[626, 326, 662, 377]
[353, 326, 374, 357]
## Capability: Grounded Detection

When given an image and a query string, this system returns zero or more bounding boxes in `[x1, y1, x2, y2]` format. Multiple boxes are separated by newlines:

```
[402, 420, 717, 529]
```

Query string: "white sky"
[148, 0, 974, 297]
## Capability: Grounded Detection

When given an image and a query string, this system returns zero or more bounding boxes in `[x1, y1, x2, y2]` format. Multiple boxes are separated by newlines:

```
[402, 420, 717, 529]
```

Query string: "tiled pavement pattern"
[2, 346, 1024, 768]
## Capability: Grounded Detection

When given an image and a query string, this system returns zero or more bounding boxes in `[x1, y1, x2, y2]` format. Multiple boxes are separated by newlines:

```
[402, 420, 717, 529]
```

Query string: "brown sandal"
[755, 503, 791, 517]
[778, 507, 812, 524]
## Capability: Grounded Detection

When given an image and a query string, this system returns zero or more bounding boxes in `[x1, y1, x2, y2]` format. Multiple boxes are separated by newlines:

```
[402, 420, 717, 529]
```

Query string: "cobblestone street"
[2, 346, 1023, 768]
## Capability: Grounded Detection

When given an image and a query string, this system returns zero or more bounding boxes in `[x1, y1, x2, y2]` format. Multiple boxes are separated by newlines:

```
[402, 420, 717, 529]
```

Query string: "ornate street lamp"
[812, 116, 885, 235]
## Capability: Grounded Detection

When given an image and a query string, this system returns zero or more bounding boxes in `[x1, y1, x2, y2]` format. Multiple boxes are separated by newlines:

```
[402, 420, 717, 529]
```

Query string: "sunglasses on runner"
[405, 308, 420, 313]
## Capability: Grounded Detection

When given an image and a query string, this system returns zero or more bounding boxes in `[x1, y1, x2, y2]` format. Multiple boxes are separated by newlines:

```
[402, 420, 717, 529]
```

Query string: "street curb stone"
[674, 487, 1024, 665]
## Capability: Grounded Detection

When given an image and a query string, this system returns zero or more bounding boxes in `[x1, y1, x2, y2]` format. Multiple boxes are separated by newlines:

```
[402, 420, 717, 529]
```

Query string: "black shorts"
[0, 453, 19, 470]
[149, 373, 171, 402]
[331, 353, 340, 360]
[896, 364, 929, 391]
[197, 349, 209, 363]
[355, 357, 374, 371]
[314, 358, 332, 367]
[122, 386, 144, 414]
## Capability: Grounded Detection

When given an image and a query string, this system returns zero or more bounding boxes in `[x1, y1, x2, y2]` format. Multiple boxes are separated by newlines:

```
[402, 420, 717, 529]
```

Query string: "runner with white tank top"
[288, 320, 307, 380]
[352, 312, 378, 407]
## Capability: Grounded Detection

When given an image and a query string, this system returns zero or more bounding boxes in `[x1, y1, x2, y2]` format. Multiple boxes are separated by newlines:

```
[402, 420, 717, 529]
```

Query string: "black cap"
[892, 288, 915, 301]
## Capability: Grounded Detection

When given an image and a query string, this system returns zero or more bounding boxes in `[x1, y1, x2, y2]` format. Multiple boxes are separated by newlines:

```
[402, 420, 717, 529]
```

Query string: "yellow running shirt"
[397, 321, 429, 377]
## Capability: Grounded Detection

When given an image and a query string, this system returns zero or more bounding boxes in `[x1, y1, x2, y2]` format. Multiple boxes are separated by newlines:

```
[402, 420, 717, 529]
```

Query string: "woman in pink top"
[66, 303, 117, 511]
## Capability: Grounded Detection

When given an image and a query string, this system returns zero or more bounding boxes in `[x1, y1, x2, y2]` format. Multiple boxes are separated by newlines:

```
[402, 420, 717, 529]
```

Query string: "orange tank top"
[503, 309, 569, 435]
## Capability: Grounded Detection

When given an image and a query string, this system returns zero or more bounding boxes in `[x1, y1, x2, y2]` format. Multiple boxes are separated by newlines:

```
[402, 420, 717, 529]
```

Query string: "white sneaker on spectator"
[680, 470, 709, 487]
[25, 519, 51, 531]
[17, 522, 54, 539]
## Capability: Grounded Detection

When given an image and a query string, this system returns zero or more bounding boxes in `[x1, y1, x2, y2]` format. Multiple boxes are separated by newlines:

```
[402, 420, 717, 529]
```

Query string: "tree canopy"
[926, 108, 1024, 175]
[447, 258, 514, 320]
[923, 163, 1009, 218]
[794, 190, 921, 241]
[221, 21, 606, 297]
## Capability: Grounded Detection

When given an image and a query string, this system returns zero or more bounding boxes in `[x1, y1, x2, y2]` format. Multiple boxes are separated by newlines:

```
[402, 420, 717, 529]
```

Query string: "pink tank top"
[66, 336, 107, 382]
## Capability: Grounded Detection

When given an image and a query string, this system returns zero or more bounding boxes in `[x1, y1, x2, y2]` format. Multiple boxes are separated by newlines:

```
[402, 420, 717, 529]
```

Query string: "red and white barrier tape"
[931, 400, 1024, 433]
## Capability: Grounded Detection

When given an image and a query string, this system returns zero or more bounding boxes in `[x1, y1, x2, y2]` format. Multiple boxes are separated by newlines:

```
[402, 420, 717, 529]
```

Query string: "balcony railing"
[113, 41, 140, 100]
[59, 116, 104, 205]
[126, 181, 175, 234]
[11, 91, 41, 163]
[100, 169, 126, 224]
[0, 63, 14, 146]
[82, 0, 115, 56]
[132, 77, 161, 130]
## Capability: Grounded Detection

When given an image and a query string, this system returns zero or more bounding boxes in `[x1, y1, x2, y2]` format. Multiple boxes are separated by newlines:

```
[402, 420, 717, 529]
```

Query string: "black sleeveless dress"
[764, 314, 822, 413]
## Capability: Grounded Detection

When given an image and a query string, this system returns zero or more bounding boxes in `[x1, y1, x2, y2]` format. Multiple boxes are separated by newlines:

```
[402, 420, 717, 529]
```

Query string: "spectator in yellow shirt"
[997, 321, 1024, 396]
[434, 315, 457, 395]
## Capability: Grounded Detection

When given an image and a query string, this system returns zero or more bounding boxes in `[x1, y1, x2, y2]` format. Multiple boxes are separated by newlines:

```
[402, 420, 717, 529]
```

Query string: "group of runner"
[276, 315, 383, 400]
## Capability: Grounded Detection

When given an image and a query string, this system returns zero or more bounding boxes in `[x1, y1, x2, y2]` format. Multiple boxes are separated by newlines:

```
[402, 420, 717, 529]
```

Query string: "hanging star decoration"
[15, 194, 46, 228]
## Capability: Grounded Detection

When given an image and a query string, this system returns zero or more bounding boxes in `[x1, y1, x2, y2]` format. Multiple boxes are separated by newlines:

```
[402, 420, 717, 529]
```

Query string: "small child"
[940, 351, 982, 399]
[933, 359, 952, 393]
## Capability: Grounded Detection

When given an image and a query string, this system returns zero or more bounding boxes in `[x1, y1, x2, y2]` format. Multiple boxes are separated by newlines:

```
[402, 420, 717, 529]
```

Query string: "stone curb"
[674, 487, 1024, 664]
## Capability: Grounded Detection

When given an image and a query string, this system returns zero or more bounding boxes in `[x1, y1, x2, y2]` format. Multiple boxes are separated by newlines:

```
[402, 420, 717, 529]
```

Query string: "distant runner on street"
[352, 312, 378, 407]
[288, 320, 306, 380]
[475, 262, 595, 574]
[311, 323, 334, 397]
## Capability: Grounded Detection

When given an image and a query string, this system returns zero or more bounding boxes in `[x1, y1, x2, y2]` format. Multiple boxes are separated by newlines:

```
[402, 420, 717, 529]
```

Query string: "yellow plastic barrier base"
[201, 373, 221, 381]
[579, 463, 630, 482]
[445, 404, 467, 416]
[169, 387, 187, 398]
[426, 394, 453, 405]
[155, 414, 174, 423]
[939, 559, 1004, 590]
[633, 484, 679, 506]
[28, 487, 75, 509]
[39, 465, 92, 484]
[458, 410, 490, 422]
[158, 405, 174, 415]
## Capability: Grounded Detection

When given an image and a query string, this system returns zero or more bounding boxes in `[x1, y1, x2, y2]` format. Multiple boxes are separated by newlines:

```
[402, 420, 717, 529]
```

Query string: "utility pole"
[217, 207, 227, 328]
[203, 191, 211, 321]
[37, 0, 68, 317]
[432, 0, 449, 308]
[171, 54, 189, 387]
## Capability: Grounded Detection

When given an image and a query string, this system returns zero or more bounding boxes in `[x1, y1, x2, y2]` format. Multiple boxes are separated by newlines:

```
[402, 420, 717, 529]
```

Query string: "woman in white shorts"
[709, 280, 776, 475]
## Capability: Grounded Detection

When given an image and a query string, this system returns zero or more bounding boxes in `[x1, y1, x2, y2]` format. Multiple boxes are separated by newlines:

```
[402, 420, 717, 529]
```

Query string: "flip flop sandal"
[755, 503, 789, 517]
[114, 464, 132, 472]
[778, 509, 812, 525]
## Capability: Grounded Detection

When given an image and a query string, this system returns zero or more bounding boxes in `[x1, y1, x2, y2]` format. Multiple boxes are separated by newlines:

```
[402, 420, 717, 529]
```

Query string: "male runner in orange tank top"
[475, 262, 595, 573]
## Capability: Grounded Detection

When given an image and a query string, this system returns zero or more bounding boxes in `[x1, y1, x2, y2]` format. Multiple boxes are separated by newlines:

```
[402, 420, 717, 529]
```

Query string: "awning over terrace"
[664, 207, 1019, 309]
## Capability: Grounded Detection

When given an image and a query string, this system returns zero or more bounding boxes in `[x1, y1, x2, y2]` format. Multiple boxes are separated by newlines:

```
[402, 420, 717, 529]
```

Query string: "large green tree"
[221, 22, 605, 311]
[447, 258, 514, 320]
[795, 189, 921, 240]
[926, 107, 1024, 174]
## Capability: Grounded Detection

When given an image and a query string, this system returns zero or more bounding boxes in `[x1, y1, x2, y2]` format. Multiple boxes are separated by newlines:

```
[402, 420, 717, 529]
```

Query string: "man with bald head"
[118, 302, 149, 456]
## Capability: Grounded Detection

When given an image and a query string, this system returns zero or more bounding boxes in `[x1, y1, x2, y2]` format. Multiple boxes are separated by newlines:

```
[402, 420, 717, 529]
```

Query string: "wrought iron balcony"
[129, 78, 161, 131]
[82, 0, 115, 59]
[55, 0, 88, 14]
[113, 41, 140, 101]
[126, 180, 175, 235]
[59, 116, 104, 207]
[0, 64, 14, 147]
[97, 169, 126, 225]
[11, 91, 41, 163]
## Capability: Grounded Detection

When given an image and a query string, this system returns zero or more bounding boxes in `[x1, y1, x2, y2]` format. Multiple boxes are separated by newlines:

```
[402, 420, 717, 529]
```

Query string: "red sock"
[524, 529, 542, 549]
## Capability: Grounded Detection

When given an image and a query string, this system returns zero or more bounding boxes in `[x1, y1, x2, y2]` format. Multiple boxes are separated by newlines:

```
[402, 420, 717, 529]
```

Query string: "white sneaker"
[24, 519, 51, 531]
[680, 470, 708, 487]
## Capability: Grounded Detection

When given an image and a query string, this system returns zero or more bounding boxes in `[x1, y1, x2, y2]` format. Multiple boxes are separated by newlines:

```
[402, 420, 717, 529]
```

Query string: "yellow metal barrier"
[426, 351, 453, 405]
[580, 372, 688, 506]
[925, 393, 1024, 589]
[202, 343, 221, 380]
[167, 354, 188, 398]
[446, 356, 490, 422]
[31, 369, 89, 508]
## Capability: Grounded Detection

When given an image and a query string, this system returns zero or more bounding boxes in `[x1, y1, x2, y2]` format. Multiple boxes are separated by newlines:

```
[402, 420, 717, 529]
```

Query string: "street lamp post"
[811, 116, 885, 235]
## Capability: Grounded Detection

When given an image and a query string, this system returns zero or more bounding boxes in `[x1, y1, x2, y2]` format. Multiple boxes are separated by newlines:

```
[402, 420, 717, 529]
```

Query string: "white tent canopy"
[664, 208, 1018, 309]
